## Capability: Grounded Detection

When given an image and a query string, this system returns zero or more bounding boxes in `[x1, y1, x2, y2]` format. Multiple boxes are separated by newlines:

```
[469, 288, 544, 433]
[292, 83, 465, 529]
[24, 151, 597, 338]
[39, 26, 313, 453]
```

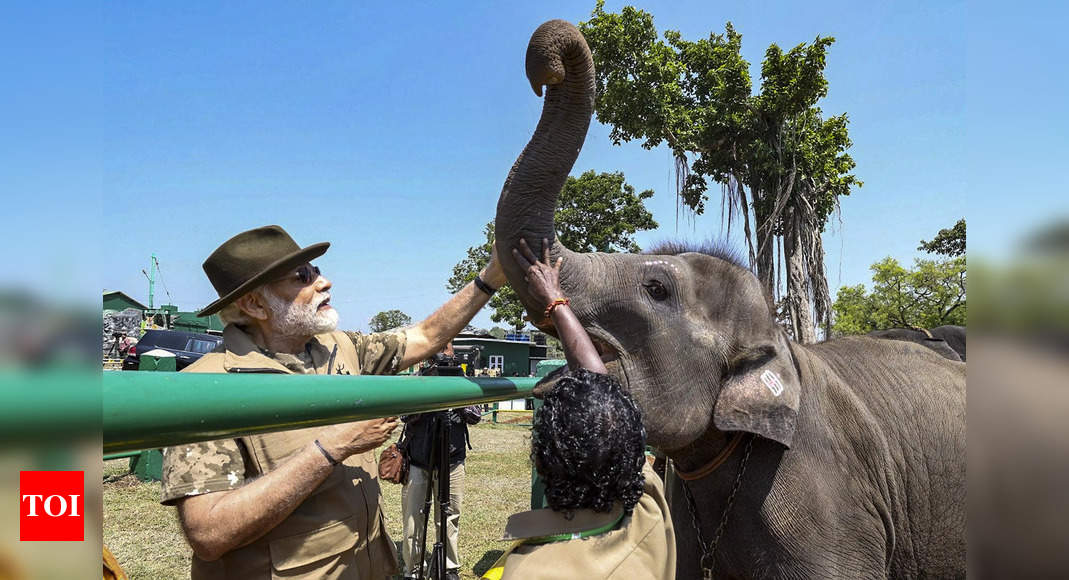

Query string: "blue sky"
[3, 1, 1061, 330]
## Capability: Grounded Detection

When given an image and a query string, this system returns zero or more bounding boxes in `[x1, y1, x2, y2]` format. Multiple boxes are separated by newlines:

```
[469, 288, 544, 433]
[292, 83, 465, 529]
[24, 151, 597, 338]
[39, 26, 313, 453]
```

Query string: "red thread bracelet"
[543, 298, 570, 319]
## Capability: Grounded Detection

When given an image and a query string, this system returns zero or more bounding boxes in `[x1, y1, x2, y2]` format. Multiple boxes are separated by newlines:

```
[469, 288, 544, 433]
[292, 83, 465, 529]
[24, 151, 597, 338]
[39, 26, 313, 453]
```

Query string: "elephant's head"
[495, 21, 802, 455]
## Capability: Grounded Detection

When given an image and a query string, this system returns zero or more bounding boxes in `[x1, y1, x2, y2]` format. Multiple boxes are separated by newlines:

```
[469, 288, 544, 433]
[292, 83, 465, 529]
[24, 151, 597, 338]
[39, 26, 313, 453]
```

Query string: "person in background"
[119, 335, 134, 357]
[399, 342, 481, 580]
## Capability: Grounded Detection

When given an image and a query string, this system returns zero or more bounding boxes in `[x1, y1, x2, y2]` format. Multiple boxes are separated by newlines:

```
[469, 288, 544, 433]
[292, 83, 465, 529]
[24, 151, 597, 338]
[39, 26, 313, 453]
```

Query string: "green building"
[170, 310, 224, 335]
[103, 291, 148, 313]
[103, 290, 223, 335]
[453, 333, 548, 376]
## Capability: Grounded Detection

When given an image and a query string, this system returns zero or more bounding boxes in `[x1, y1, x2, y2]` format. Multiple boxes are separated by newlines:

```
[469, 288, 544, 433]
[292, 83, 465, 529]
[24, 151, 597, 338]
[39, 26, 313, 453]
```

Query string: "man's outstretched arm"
[401, 246, 507, 368]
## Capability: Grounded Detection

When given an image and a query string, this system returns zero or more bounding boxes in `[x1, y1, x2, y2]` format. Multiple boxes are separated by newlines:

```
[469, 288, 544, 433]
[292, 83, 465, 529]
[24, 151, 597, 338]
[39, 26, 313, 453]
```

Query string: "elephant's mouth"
[590, 335, 618, 365]
[535, 332, 626, 400]
[587, 331, 632, 390]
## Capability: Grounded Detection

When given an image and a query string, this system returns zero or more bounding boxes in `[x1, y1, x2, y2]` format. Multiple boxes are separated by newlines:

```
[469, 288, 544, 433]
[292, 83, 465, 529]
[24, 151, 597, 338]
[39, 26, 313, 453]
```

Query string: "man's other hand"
[319, 417, 399, 460]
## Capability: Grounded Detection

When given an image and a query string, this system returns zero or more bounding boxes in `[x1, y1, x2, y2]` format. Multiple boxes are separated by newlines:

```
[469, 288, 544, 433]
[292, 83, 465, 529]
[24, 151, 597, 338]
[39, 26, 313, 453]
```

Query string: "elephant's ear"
[713, 336, 801, 448]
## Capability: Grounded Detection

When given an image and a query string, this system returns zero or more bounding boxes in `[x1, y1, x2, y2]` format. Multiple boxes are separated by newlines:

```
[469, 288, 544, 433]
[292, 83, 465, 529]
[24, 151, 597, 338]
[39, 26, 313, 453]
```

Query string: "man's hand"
[482, 242, 508, 290]
[512, 238, 564, 310]
[318, 417, 399, 460]
[176, 418, 400, 561]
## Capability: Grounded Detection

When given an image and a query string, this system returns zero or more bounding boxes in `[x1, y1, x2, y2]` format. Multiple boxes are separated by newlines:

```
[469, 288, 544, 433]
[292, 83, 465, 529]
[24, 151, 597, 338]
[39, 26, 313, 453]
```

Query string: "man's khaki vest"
[183, 326, 399, 580]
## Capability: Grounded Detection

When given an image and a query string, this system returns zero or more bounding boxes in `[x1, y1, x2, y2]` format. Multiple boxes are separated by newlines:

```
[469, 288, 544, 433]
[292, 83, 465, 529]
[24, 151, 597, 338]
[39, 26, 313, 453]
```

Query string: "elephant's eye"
[643, 280, 669, 301]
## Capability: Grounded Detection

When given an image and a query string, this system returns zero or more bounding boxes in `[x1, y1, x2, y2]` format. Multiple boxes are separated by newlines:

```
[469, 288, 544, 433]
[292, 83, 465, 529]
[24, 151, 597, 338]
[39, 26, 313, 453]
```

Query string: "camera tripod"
[412, 357, 467, 580]
[414, 413, 452, 580]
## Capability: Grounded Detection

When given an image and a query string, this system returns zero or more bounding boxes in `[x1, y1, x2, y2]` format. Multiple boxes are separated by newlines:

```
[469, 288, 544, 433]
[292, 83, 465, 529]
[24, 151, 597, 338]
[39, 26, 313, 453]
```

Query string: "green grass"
[103, 461, 191, 580]
[103, 421, 533, 579]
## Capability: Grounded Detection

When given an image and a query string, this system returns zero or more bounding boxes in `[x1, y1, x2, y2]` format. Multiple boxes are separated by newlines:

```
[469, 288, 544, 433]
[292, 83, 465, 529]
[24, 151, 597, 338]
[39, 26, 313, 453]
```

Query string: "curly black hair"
[532, 368, 647, 515]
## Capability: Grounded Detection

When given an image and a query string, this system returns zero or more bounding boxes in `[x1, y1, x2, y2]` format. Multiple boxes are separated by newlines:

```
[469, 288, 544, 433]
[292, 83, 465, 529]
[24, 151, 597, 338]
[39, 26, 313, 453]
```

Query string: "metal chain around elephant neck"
[681, 433, 755, 580]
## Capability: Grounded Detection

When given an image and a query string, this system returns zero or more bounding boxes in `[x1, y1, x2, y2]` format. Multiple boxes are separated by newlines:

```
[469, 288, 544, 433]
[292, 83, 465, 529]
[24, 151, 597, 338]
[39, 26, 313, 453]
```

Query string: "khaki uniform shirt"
[483, 464, 676, 580]
[160, 324, 407, 580]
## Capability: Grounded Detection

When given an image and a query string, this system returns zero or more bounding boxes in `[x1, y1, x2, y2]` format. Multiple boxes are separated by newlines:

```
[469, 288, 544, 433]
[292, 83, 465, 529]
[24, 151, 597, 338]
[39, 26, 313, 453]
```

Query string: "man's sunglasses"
[279, 264, 321, 285]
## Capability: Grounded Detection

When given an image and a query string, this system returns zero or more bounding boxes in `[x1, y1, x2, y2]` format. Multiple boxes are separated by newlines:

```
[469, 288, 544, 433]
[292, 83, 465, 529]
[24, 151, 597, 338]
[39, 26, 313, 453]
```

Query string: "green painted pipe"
[103, 451, 143, 461]
[103, 372, 538, 454]
[0, 369, 100, 447]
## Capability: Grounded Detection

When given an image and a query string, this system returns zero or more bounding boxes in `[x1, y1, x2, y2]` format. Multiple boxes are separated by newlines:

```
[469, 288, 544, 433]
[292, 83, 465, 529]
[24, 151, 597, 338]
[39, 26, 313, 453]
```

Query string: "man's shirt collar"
[220, 324, 333, 374]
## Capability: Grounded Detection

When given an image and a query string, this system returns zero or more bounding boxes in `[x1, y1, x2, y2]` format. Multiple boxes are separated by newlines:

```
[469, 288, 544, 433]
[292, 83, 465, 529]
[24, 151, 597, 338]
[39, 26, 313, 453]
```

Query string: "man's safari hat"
[197, 225, 329, 317]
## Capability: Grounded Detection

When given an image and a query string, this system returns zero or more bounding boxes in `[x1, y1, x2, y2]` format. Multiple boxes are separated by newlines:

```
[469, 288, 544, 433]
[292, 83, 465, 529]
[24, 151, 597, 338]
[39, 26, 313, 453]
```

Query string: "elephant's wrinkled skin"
[869, 325, 966, 361]
[495, 20, 967, 578]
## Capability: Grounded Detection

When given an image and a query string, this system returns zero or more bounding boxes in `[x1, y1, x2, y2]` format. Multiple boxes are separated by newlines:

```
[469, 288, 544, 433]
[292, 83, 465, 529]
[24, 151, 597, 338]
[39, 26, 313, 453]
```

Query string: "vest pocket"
[269, 514, 361, 575]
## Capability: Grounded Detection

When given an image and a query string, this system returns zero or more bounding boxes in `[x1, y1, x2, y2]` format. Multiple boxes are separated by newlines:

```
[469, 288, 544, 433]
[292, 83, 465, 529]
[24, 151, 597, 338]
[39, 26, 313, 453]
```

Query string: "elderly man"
[158, 225, 506, 579]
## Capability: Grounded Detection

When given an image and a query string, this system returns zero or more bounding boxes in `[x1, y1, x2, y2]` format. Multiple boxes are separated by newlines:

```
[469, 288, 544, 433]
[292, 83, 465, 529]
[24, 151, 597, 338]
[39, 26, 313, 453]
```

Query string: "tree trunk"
[785, 210, 817, 344]
[753, 192, 776, 313]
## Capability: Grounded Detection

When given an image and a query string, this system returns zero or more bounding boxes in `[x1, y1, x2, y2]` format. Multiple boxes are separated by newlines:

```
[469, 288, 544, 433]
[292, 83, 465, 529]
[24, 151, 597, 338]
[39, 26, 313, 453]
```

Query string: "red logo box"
[20, 471, 84, 541]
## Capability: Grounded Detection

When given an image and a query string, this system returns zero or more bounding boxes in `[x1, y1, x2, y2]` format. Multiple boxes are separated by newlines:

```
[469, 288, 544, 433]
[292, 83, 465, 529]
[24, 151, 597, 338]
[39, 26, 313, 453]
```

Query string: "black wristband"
[313, 439, 340, 466]
[474, 275, 497, 296]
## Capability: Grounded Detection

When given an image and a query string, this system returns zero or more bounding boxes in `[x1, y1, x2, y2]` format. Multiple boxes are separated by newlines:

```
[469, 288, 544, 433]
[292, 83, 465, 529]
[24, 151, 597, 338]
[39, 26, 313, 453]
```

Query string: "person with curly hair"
[482, 239, 676, 580]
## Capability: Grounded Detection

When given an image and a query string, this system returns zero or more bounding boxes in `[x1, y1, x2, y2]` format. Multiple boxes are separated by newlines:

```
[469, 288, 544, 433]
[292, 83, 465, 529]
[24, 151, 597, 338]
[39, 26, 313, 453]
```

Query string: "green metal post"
[128, 348, 174, 481]
[530, 395, 546, 509]
[103, 373, 538, 454]
[141, 253, 157, 310]
[149, 253, 156, 309]
[529, 361, 562, 509]
[130, 450, 163, 482]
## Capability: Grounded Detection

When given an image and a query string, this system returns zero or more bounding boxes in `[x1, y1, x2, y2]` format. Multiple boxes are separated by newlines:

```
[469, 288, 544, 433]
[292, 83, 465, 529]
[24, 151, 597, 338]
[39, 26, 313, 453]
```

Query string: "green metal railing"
[103, 372, 538, 454]
[0, 370, 100, 446]
[103, 451, 143, 461]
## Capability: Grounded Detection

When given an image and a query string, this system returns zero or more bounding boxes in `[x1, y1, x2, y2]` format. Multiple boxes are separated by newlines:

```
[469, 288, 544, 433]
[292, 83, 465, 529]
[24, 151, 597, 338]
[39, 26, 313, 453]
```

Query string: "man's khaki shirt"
[160, 324, 407, 580]
[483, 463, 676, 580]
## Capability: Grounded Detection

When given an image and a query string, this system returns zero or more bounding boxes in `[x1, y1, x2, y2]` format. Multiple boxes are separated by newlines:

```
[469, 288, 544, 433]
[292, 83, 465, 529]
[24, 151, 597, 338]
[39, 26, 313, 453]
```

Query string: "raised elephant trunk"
[494, 20, 594, 322]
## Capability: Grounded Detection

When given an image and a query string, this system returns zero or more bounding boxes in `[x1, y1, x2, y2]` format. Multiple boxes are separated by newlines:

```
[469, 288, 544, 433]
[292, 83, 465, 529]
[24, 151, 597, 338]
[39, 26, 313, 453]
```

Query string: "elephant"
[494, 20, 966, 578]
[868, 325, 966, 361]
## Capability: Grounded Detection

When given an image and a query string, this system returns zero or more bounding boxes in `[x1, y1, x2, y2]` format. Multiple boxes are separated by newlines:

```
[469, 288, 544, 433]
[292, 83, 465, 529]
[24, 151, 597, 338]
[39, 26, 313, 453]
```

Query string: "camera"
[421, 346, 481, 377]
[421, 354, 465, 377]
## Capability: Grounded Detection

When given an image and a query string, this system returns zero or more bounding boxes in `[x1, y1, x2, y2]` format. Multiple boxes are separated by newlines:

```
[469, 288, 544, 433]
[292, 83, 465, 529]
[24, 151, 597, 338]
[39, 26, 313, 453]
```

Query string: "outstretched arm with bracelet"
[512, 238, 607, 374]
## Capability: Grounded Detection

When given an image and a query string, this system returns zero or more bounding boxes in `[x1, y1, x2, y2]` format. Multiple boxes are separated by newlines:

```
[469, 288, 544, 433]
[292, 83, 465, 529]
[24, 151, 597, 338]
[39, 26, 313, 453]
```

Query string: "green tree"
[368, 309, 412, 332]
[447, 222, 527, 330]
[581, 3, 860, 343]
[828, 284, 878, 335]
[918, 219, 966, 257]
[831, 257, 966, 335]
[556, 170, 657, 252]
[545, 336, 565, 360]
[449, 171, 657, 328]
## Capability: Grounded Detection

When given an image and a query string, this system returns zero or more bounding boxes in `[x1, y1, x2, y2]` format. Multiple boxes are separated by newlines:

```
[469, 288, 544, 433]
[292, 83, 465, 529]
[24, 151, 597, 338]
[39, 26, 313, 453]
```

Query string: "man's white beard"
[261, 287, 338, 337]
